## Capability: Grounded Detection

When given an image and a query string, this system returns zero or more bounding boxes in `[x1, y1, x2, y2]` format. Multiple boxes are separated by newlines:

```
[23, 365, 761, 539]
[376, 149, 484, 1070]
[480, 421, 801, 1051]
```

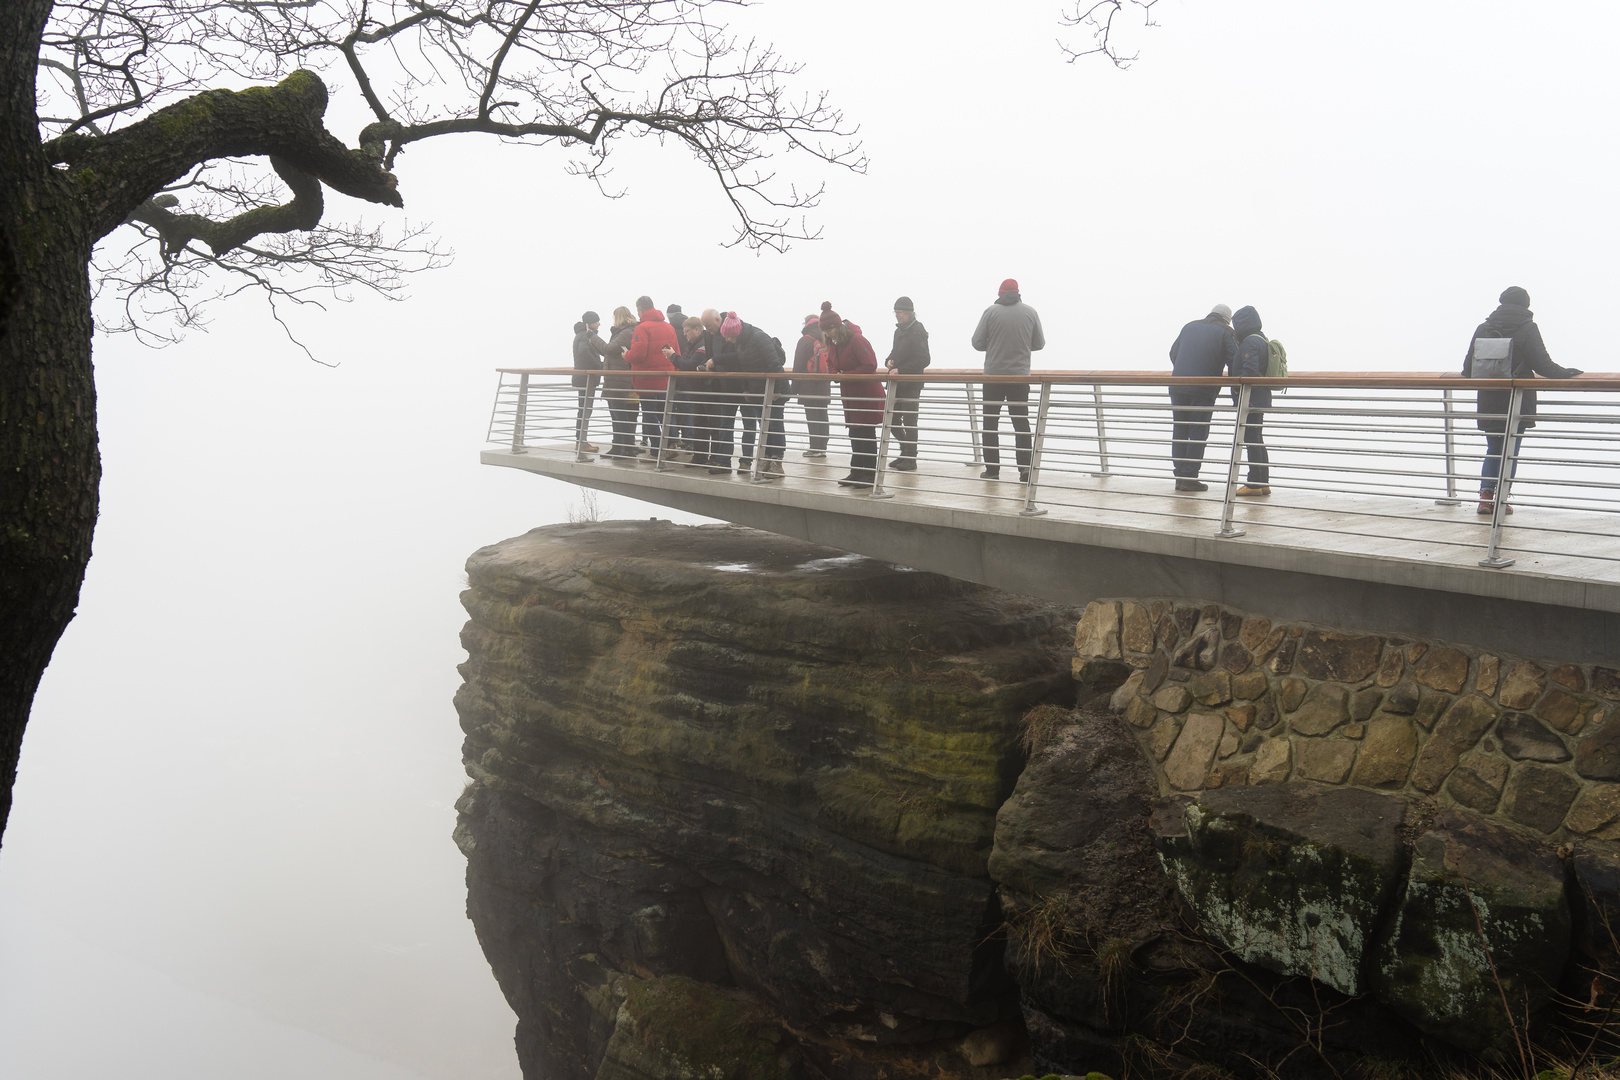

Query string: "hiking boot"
[889, 457, 916, 471]
[1236, 485, 1271, 497]
[759, 459, 785, 480]
[580, 442, 599, 453]
[837, 472, 874, 488]
[1478, 494, 1514, 516]
[980, 467, 1000, 480]
[1018, 468, 1030, 484]
[706, 461, 732, 475]
[804, 449, 827, 459]
[1175, 478, 1208, 492]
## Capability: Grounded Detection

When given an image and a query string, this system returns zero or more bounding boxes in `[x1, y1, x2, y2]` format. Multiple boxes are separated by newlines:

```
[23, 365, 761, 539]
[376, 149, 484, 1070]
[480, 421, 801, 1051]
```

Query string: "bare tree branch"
[1058, 0, 1161, 68]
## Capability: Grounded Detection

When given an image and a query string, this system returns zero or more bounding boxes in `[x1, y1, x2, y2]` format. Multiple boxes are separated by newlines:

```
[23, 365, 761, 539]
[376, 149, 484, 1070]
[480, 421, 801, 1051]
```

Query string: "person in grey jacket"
[970, 278, 1045, 481]
[884, 296, 930, 470]
[572, 310, 608, 453]
[1167, 304, 1238, 491]
[1230, 305, 1272, 496]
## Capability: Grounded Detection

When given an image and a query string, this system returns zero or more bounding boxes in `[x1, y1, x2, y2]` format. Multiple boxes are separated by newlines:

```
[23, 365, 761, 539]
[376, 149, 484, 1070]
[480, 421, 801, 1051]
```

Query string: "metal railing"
[486, 368, 1620, 574]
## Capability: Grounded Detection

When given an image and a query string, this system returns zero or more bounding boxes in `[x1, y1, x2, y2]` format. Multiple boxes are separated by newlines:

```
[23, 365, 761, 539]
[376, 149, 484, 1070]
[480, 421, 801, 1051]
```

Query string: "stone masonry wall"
[1073, 598, 1620, 840]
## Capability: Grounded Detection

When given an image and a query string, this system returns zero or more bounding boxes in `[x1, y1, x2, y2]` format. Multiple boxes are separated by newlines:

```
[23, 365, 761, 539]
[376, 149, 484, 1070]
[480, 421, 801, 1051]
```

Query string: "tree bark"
[0, 0, 99, 844]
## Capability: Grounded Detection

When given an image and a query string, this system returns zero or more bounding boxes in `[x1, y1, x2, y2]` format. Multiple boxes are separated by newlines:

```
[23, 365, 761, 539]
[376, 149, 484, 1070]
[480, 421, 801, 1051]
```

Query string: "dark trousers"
[574, 375, 599, 445]
[697, 393, 742, 467]
[637, 390, 666, 450]
[848, 424, 877, 477]
[605, 390, 637, 449]
[891, 380, 923, 459]
[1169, 387, 1218, 478]
[1242, 411, 1269, 484]
[743, 399, 786, 460]
[982, 382, 1031, 469]
[800, 395, 831, 451]
[1482, 434, 1523, 492]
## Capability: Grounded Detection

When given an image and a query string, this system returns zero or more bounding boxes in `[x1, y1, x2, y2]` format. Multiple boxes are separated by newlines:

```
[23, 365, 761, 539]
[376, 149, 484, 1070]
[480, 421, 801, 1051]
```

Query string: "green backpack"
[1265, 338, 1288, 380]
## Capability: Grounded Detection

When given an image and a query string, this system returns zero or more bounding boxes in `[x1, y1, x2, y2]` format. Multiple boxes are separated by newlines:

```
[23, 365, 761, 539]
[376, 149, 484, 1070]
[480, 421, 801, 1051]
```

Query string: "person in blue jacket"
[1167, 304, 1238, 491]
[1230, 305, 1272, 496]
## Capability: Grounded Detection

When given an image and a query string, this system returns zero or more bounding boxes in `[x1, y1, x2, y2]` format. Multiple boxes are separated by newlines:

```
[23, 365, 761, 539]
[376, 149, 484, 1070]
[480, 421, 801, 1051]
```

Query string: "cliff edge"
[453, 521, 1077, 1080]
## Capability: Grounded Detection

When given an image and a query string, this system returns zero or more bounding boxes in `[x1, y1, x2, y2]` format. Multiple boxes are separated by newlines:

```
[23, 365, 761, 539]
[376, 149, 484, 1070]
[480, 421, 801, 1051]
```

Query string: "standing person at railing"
[820, 301, 886, 488]
[572, 311, 608, 455]
[792, 314, 832, 459]
[662, 302, 701, 454]
[1167, 303, 1238, 492]
[1463, 286, 1583, 516]
[601, 306, 640, 459]
[707, 312, 787, 480]
[1230, 306, 1272, 497]
[970, 278, 1045, 483]
[885, 297, 931, 471]
[673, 317, 712, 467]
[623, 295, 680, 458]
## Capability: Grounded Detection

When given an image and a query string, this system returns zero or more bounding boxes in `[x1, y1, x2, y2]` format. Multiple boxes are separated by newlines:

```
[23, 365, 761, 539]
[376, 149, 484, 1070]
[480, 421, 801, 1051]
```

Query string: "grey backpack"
[1471, 335, 1513, 379]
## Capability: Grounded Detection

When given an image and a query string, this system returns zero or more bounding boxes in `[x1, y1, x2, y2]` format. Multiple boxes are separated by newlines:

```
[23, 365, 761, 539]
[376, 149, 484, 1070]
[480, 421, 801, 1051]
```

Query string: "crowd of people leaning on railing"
[569, 282, 1586, 511]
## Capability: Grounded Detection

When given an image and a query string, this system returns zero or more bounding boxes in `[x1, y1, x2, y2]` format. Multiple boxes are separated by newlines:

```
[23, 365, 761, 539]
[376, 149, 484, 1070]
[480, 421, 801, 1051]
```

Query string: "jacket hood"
[639, 308, 667, 323]
[995, 292, 1022, 307]
[1483, 303, 1533, 333]
[1232, 306, 1262, 338]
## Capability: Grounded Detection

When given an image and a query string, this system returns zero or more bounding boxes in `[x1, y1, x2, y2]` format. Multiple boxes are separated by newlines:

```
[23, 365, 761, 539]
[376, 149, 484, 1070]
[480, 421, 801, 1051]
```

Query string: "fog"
[2, 2, 1616, 1076]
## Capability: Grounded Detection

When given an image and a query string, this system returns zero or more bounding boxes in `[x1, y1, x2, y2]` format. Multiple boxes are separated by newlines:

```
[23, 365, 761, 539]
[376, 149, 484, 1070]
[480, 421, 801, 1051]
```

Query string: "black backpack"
[769, 335, 788, 371]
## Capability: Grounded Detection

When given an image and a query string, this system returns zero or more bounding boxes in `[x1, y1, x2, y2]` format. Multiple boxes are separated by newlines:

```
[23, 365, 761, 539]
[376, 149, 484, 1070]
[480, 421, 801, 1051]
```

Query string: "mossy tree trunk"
[0, 0, 402, 845]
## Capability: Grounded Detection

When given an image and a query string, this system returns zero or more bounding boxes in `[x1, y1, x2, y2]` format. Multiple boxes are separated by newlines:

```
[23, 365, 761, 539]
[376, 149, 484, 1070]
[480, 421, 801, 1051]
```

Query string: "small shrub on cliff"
[1008, 891, 1080, 971]
[1019, 704, 1074, 756]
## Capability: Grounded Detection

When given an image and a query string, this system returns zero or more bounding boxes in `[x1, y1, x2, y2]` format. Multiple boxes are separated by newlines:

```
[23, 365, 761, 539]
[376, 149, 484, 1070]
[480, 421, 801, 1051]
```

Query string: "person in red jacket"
[818, 301, 886, 488]
[622, 294, 679, 456]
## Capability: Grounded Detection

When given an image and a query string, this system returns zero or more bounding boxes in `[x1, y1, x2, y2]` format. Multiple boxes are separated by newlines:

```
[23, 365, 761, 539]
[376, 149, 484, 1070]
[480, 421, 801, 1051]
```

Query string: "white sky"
[2, 2, 1617, 1077]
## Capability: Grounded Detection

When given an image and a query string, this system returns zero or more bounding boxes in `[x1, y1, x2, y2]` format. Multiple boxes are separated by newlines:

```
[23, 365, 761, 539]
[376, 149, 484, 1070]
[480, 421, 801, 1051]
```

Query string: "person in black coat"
[1462, 286, 1582, 514]
[1167, 304, 1238, 491]
[572, 311, 607, 453]
[884, 296, 930, 470]
[1230, 305, 1271, 496]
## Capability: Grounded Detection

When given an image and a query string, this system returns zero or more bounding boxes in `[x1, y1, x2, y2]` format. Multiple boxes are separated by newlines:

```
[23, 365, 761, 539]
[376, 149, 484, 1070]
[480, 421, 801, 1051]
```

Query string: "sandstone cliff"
[454, 522, 1077, 1079]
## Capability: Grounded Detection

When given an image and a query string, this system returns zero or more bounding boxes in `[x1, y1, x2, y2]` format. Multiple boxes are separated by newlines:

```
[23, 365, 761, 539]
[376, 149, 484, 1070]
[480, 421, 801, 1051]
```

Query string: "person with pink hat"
[818, 301, 886, 488]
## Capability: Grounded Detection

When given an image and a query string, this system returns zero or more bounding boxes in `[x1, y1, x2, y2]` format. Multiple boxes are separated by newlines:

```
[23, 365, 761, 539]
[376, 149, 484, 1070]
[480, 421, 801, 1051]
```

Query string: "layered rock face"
[454, 522, 1076, 1080]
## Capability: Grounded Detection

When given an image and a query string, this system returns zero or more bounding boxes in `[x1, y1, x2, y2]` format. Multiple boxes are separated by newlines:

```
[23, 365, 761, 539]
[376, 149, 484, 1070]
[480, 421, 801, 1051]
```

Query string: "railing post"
[1215, 382, 1249, 539]
[965, 381, 983, 466]
[1020, 383, 1051, 517]
[870, 377, 896, 499]
[654, 379, 678, 472]
[1091, 383, 1111, 476]
[1435, 385, 1460, 505]
[1479, 386, 1522, 568]
[512, 373, 529, 454]
[751, 377, 778, 484]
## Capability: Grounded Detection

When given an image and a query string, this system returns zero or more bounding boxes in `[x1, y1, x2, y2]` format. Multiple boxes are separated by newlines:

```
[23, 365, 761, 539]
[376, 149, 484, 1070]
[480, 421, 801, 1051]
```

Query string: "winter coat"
[623, 308, 679, 393]
[885, 318, 931, 374]
[712, 322, 780, 399]
[1463, 303, 1579, 433]
[825, 321, 886, 426]
[792, 325, 830, 401]
[1169, 315, 1238, 380]
[572, 325, 607, 388]
[971, 293, 1045, 376]
[603, 323, 636, 398]
[1231, 305, 1272, 411]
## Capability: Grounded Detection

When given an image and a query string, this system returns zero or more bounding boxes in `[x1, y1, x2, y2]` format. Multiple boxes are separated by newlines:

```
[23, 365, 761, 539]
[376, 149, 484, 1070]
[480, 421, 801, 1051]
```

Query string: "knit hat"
[893, 296, 914, 312]
[581, 310, 600, 324]
[819, 301, 841, 331]
[1500, 286, 1531, 307]
[720, 311, 742, 338]
[998, 278, 1019, 296]
[1208, 303, 1233, 322]
[666, 304, 683, 318]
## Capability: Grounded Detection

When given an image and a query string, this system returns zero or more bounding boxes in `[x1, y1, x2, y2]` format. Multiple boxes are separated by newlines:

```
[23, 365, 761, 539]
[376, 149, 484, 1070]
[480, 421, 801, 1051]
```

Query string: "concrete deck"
[484, 442, 1620, 665]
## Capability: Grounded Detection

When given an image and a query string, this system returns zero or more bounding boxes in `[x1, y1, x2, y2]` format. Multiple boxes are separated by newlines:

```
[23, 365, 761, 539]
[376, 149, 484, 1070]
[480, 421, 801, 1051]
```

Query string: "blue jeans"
[1481, 434, 1522, 493]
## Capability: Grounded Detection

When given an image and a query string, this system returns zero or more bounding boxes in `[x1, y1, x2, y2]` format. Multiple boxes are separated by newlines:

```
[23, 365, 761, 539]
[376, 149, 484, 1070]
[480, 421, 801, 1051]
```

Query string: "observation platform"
[482, 368, 1620, 665]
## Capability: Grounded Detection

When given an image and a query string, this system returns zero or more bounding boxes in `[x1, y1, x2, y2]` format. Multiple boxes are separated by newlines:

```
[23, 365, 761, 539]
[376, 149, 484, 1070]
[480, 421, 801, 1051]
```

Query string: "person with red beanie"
[819, 301, 885, 488]
[970, 278, 1045, 482]
[622, 294, 679, 456]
